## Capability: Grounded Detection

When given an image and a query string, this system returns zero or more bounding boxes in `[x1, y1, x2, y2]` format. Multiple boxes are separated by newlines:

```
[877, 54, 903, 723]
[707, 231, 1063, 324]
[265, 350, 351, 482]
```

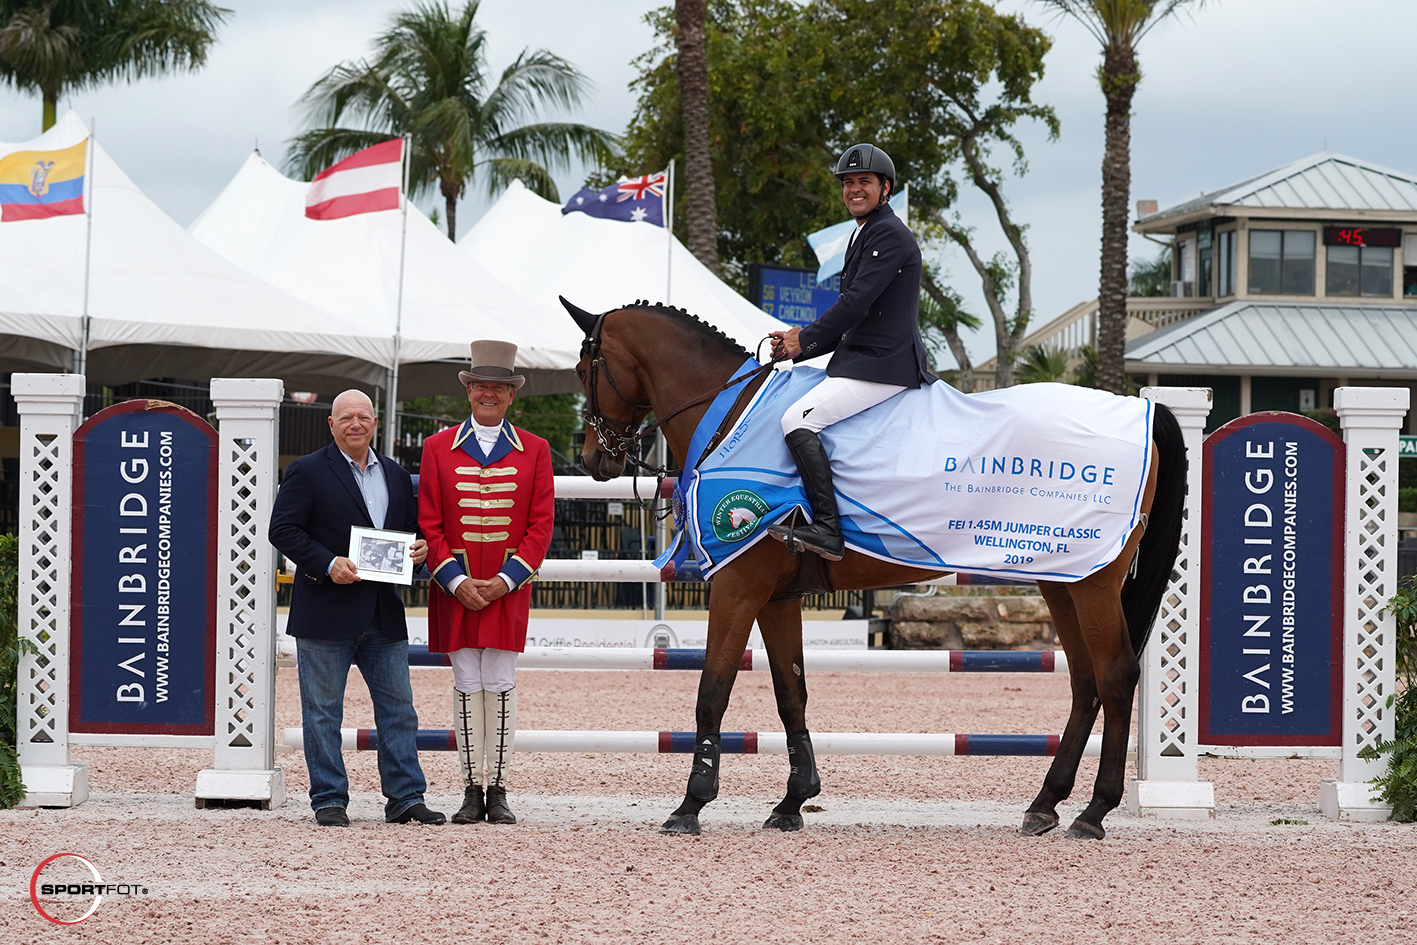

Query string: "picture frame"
[347, 527, 417, 585]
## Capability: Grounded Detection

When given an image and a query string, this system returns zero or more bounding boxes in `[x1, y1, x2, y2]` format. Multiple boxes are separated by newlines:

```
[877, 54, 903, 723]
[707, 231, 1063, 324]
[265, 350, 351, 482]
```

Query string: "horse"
[561, 297, 1185, 840]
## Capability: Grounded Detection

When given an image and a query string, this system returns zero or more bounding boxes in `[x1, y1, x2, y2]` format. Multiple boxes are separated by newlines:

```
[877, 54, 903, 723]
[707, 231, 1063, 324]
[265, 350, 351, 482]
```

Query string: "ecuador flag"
[0, 141, 87, 221]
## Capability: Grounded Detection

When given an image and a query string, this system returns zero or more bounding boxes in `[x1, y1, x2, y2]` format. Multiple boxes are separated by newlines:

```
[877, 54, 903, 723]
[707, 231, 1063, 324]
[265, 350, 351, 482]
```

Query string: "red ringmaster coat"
[419, 417, 555, 652]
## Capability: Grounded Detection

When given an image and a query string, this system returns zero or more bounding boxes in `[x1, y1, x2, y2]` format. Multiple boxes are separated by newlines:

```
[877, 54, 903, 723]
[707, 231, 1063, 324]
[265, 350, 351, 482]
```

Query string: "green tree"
[1014, 344, 1070, 383]
[821, 0, 1058, 388]
[620, 1, 841, 289]
[0, 533, 31, 809]
[403, 391, 582, 463]
[1128, 246, 1171, 296]
[917, 282, 982, 391]
[1039, 0, 1204, 393]
[0, 0, 228, 131]
[287, 0, 618, 240]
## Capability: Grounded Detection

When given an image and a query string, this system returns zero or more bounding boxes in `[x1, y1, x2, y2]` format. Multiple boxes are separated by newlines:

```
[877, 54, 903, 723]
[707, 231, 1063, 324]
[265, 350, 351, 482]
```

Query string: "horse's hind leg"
[660, 577, 767, 836]
[1061, 574, 1139, 840]
[756, 598, 820, 832]
[1021, 580, 1101, 837]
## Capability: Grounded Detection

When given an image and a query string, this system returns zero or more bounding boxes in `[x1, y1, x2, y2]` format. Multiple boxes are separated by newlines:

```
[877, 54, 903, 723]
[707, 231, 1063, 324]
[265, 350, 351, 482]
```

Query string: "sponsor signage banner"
[1200, 412, 1343, 747]
[71, 401, 217, 735]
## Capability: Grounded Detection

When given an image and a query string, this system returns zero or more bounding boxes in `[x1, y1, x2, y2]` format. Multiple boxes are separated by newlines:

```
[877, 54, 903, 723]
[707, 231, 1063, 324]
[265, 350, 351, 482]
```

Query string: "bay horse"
[561, 298, 1185, 840]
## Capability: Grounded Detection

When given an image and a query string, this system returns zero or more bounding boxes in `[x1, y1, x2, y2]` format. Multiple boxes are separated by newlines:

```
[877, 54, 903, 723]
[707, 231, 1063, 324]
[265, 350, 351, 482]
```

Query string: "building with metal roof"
[983, 152, 1417, 431]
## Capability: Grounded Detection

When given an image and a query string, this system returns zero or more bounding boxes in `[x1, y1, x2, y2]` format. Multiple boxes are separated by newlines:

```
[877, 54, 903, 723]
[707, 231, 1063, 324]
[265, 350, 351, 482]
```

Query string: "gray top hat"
[458, 340, 526, 390]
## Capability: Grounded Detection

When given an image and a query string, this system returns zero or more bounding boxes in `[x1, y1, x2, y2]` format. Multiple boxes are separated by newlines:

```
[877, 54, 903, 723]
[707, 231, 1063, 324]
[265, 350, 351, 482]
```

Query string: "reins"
[580, 311, 782, 513]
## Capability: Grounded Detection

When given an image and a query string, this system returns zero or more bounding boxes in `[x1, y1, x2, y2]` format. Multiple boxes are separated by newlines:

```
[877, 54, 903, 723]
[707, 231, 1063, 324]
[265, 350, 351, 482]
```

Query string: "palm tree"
[675, 0, 718, 273]
[1014, 344, 1071, 384]
[287, 0, 618, 241]
[1038, 1, 1202, 393]
[0, 0, 228, 131]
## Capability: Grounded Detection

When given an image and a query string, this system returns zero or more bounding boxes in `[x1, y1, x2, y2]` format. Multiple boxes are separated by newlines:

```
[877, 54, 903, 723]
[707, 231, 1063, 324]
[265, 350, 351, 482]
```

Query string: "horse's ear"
[559, 296, 599, 336]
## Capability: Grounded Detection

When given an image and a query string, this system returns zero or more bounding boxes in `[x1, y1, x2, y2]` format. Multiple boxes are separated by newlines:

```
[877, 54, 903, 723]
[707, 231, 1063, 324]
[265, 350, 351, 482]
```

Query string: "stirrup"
[767, 523, 843, 562]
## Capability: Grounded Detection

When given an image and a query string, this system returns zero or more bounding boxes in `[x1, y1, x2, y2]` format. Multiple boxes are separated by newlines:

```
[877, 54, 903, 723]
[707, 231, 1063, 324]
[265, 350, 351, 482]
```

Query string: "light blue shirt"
[328, 446, 389, 575]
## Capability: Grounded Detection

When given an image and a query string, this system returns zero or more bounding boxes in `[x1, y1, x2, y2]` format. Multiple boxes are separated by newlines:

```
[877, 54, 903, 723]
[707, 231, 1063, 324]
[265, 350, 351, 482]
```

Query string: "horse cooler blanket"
[662, 364, 1154, 583]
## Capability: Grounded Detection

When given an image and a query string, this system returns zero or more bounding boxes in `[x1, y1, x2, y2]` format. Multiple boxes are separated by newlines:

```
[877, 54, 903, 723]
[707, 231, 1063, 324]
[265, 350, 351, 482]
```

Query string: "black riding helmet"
[834, 143, 896, 198]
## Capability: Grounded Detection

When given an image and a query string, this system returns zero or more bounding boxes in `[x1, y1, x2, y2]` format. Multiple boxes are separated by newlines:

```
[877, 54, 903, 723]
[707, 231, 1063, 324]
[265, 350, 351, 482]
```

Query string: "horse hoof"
[1064, 818, 1105, 840]
[660, 813, 701, 836]
[1019, 811, 1059, 837]
[763, 813, 804, 832]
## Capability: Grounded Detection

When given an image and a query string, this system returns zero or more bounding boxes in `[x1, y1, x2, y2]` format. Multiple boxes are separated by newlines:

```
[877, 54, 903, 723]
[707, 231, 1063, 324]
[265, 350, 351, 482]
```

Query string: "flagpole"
[384, 135, 412, 458]
[77, 117, 96, 381]
[655, 158, 675, 620]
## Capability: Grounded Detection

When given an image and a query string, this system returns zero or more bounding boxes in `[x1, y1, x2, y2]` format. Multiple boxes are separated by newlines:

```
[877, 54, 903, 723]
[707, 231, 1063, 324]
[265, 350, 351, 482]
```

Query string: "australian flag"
[561, 170, 666, 226]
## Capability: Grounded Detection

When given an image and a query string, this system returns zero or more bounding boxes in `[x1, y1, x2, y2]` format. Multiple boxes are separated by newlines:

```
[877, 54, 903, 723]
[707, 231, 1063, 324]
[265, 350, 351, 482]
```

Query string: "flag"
[0, 141, 87, 222]
[305, 139, 403, 220]
[807, 187, 909, 281]
[562, 170, 666, 226]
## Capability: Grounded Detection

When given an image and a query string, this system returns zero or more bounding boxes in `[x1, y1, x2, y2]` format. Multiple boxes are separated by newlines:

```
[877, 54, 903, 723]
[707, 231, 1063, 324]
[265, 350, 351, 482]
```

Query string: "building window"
[1249, 230, 1315, 295]
[1217, 230, 1237, 296]
[1327, 244, 1393, 297]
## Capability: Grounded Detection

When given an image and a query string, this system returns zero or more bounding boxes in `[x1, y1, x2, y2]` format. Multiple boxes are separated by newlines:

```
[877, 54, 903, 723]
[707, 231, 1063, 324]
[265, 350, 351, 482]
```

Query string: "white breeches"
[781, 375, 907, 435]
[449, 647, 518, 694]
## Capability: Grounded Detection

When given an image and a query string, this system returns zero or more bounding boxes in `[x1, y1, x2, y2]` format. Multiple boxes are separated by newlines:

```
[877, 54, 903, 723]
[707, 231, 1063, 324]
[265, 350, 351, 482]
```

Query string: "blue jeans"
[296, 626, 428, 820]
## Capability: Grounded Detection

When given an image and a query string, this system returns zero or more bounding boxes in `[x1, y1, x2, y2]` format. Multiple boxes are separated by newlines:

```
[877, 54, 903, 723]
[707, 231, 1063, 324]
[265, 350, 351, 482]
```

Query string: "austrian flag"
[305, 139, 404, 221]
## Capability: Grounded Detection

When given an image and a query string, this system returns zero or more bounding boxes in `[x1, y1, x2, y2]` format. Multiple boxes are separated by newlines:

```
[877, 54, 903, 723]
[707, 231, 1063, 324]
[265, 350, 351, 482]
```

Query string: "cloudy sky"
[1, 0, 1412, 365]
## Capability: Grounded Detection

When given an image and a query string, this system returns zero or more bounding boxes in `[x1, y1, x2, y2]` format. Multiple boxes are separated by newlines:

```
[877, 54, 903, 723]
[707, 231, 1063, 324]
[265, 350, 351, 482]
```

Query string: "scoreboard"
[748, 264, 840, 327]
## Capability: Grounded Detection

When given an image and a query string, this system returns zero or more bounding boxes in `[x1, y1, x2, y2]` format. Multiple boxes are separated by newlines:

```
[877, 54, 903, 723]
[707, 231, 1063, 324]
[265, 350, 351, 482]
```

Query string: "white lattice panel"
[1333, 388, 1405, 789]
[197, 378, 284, 807]
[13, 374, 87, 804]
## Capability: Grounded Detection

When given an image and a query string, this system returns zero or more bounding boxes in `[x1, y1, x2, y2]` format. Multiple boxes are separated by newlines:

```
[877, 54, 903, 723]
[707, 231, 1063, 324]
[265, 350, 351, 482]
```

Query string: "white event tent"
[189, 154, 575, 397]
[0, 113, 391, 392]
[457, 180, 787, 357]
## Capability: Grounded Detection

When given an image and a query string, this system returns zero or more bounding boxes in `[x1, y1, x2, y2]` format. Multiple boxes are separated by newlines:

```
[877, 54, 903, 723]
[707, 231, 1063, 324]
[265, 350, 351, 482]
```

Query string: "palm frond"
[487, 122, 620, 174]
[483, 156, 557, 201]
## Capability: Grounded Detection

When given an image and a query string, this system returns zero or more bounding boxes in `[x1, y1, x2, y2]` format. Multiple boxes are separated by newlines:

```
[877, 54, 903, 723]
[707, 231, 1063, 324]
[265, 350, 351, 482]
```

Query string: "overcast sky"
[1, 0, 1412, 365]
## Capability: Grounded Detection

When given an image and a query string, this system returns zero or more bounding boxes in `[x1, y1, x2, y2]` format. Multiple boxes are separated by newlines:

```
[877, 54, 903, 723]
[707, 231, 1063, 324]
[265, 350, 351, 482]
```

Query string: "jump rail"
[281, 728, 1118, 757]
[421, 646, 1068, 673]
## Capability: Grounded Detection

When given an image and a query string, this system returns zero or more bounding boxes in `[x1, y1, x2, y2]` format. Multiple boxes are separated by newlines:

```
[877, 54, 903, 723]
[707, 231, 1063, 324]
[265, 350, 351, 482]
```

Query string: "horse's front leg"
[660, 570, 772, 836]
[755, 597, 820, 831]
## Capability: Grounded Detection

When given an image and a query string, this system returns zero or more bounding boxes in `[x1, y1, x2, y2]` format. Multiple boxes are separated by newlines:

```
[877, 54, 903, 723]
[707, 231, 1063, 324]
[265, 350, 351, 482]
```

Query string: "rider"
[767, 143, 937, 561]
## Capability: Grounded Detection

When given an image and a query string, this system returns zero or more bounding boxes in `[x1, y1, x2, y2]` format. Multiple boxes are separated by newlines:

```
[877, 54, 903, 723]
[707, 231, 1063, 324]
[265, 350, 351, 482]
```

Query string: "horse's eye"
[575, 369, 585, 381]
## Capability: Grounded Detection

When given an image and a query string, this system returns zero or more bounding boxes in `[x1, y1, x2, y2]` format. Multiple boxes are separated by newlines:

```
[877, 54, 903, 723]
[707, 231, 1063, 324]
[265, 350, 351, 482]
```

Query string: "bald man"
[269, 390, 444, 827]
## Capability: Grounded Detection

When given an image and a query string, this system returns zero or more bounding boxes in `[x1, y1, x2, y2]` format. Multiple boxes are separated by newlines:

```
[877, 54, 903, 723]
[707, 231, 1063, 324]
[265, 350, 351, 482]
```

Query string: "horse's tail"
[1123, 401, 1187, 656]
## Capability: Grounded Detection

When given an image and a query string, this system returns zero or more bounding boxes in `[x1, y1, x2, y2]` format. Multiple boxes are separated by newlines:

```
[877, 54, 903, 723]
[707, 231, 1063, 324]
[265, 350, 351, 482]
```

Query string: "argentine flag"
[807, 185, 908, 282]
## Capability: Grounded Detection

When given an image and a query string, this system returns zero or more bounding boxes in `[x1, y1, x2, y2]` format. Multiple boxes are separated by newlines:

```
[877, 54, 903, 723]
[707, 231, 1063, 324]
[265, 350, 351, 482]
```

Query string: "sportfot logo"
[711, 489, 770, 543]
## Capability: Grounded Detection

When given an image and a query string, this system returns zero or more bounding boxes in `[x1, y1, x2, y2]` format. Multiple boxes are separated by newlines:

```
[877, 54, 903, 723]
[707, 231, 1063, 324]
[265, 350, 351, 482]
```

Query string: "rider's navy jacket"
[794, 201, 937, 389]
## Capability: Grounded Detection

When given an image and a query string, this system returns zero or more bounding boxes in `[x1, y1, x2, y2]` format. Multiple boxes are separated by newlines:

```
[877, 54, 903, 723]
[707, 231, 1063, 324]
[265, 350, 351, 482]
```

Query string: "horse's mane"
[584, 300, 752, 360]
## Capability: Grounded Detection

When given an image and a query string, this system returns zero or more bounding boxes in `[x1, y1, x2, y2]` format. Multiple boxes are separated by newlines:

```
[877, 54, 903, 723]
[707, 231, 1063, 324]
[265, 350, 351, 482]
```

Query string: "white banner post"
[12, 373, 88, 807]
[195, 378, 286, 808]
[1129, 386, 1215, 818]
[1321, 386, 1408, 821]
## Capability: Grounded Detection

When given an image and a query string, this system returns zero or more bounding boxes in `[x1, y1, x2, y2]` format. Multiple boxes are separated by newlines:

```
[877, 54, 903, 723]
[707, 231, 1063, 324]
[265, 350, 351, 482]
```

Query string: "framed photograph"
[348, 527, 417, 585]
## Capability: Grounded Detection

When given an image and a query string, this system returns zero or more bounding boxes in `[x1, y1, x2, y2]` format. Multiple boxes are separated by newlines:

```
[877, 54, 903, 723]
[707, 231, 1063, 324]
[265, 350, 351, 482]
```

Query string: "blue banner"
[1200, 413, 1343, 746]
[748, 264, 840, 327]
[71, 401, 217, 735]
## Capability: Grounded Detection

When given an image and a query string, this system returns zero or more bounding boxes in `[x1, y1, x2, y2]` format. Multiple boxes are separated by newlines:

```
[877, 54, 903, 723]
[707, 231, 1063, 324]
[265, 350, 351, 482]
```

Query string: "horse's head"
[562, 296, 654, 481]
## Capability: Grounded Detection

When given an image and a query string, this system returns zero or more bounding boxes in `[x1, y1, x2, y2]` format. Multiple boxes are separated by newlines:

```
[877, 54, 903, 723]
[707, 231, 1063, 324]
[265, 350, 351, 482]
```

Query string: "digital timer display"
[1322, 226, 1401, 248]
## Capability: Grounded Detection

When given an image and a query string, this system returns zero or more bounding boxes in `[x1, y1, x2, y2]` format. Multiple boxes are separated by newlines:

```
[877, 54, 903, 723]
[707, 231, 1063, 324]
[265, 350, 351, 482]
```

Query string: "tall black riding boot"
[767, 429, 845, 561]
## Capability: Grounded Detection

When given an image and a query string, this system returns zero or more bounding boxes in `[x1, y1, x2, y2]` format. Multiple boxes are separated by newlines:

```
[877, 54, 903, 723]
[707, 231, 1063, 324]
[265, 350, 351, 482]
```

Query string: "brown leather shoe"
[451, 785, 486, 824]
[485, 785, 517, 825]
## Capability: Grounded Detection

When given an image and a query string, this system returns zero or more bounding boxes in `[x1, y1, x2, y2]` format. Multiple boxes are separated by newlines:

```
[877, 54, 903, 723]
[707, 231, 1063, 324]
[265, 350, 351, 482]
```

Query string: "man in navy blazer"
[768, 143, 937, 561]
[269, 389, 445, 827]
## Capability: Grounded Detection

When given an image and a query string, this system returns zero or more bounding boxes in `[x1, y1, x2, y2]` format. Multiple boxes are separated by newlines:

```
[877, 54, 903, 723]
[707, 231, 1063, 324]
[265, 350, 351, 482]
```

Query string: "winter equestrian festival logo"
[711, 489, 770, 543]
[30, 853, 149, 925]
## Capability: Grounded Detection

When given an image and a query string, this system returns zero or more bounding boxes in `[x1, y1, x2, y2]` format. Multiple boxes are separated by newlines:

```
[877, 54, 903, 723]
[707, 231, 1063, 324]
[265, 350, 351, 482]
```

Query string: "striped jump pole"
[282, 728, 1120, 757]
[405, 645, 1068, 674]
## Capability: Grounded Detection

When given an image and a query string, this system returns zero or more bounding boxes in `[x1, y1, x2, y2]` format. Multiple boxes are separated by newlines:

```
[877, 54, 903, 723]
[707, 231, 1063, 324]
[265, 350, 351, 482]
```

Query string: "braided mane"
[581, 300, 752, 360]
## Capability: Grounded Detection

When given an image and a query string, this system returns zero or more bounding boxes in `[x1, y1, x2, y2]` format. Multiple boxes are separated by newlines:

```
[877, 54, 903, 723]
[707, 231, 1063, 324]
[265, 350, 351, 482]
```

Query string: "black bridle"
[579, 311, 780, 508]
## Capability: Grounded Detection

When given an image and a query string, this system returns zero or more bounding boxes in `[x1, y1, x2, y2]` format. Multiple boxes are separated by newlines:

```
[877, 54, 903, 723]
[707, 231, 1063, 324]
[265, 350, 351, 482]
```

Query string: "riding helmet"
[834, 143, 896, 194]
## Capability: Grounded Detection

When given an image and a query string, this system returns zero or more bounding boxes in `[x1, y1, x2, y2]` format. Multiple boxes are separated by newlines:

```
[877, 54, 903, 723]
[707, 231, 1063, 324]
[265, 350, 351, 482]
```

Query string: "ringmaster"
[268, 390, 445, 827]
[420, 341, 555, 826]
[767, 143, 936, 561]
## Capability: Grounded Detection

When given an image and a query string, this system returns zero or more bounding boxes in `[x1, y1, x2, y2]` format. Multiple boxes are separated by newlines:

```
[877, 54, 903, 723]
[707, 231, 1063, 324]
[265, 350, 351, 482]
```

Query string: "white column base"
[1319, 778, 1391, 822]
[1126, 777, 1215, 819]
[195, 767, 286, 809]
[18, 763, 89, 808]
